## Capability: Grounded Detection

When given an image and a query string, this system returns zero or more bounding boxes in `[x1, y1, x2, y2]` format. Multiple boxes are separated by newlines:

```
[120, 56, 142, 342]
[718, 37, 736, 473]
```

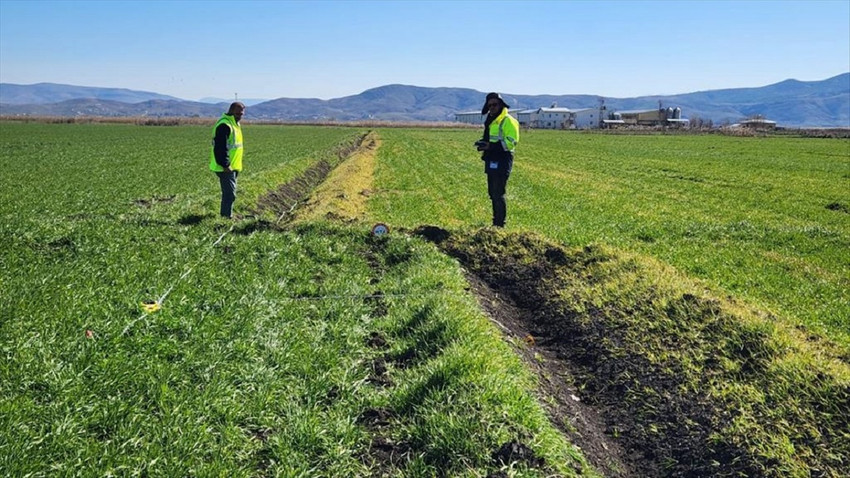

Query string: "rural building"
[454, 111, 486, 125]
[572, 107, 604, 129]
[454, 107, 580, 129]
[521, 106, 608, 129]
[534, 107, 572, 129]
[456, 104, 686, 129]
[513, 109, 538, 127]
[602, 115, 626, 128]
[738, 117, 777, 130]
[454, 109, 542, 127]
[614, 107, 688, 127]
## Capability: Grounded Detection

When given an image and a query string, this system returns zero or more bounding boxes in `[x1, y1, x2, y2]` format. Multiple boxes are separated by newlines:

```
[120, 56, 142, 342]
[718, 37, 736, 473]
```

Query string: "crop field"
[370, 128, 850, 346]
[1, 121, 848, 477]
[1, 123, 586, 477]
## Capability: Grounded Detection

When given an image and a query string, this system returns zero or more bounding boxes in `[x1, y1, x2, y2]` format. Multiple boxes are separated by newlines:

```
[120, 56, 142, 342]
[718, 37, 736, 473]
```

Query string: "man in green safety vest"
[210, 102, 245, 218]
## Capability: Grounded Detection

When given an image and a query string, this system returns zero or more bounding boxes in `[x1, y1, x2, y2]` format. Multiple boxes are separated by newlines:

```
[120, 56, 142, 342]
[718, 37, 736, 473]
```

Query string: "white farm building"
[454, 111, 486, 124]
[455, 103, 686, 129]
[455, 106, 608, 130]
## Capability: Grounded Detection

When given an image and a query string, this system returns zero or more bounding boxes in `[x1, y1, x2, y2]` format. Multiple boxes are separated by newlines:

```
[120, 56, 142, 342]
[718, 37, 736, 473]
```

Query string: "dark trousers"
[216, 170, 238, 218]
[487, 171, 509, 227]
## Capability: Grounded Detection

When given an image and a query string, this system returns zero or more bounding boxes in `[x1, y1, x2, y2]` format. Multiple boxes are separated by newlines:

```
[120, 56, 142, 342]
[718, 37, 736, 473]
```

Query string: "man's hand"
[224, 166, 232, 173]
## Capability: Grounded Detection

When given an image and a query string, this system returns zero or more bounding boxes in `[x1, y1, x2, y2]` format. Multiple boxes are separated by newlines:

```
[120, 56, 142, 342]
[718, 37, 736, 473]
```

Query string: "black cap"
[482, 92, 508, 114]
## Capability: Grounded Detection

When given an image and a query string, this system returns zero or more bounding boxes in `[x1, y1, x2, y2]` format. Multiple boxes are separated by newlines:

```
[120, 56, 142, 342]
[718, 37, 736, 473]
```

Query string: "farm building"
[455, 111, 487, 124]
[513, 109, 538, 127]
[454, 111, 486, 125]
[453, 107, 574, 129]
[738, 117, 777, 130]
[533, 107, 572, 129]
[453, 108, 545, 127]
[456, 106, 607, 129]
[516, 106, 608, 129]
[572, 108, 604, 129]
[455, 104, 686, 129]
[615, 107, 688, 127]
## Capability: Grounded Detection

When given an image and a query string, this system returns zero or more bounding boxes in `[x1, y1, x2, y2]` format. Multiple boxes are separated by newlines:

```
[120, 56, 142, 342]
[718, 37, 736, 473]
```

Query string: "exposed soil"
[132, 194, 175, 208]
[413, 225, 645, 476]
[466, 272, 634, 477]
[825, 201, 849, 214]
[257, 159, 335, 220]
[420, 226, 848, 477]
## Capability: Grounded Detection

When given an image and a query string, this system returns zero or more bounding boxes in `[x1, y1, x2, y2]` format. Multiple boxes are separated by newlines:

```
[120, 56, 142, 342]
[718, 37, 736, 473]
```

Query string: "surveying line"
[276, 200, 299, 224]
[124, 191, 329, 337]
[122, 223, 235, 336]
[277, 291, 451, 302]
[122, 287, 457, 335]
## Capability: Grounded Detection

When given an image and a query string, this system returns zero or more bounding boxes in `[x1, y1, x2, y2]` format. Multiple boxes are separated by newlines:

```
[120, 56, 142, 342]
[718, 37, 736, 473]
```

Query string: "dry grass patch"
[295, 132, 381, 223]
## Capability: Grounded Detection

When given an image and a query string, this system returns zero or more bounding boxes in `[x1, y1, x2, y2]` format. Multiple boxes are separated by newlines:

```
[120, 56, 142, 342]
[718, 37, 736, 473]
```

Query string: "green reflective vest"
[209, 114, 244, 172]
[488, 108, 519, 152]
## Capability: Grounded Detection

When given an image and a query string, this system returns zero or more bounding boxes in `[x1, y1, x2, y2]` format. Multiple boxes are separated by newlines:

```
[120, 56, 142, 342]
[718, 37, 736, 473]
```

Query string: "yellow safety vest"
[488, 108, 519, 152]
[209, 114, 243, 172]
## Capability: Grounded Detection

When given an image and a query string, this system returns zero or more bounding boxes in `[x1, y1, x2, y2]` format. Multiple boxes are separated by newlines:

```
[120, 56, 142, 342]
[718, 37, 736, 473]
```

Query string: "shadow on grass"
[177, 213, 210, 226]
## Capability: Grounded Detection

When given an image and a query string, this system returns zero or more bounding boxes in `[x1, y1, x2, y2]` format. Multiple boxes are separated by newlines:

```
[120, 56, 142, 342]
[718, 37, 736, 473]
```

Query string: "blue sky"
[1, 0, 848, 101]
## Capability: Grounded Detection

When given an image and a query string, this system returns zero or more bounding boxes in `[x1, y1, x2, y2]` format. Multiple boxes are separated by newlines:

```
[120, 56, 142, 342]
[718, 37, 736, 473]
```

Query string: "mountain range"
[1, 74, 848, 127]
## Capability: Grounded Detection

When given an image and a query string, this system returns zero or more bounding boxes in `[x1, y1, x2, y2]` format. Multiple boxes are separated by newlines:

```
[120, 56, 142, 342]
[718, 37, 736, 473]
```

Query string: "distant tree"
[690, 114, 703, 129]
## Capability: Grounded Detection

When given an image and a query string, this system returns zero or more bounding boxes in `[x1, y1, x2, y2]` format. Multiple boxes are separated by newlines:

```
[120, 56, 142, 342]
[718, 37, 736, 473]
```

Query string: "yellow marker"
[141, 301, 161, 313]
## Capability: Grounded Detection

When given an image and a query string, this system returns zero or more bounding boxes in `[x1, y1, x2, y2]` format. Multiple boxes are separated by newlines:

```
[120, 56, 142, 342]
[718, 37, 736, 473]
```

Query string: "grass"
[432, 228, 849, 477]
[2, 121, 848, 476]
[368, 128, 850, 349]
[0, 122, 589, 476]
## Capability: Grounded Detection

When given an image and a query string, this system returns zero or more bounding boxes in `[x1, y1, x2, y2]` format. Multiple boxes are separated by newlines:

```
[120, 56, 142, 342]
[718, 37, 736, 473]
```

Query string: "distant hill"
[625, 73, 850, 127]
[199, 97, 269, 106]
[0, 98, 224, 118]
[0, 82, 181, 104]
[1, 74, 848, 127]
[249, 85, 495, 122]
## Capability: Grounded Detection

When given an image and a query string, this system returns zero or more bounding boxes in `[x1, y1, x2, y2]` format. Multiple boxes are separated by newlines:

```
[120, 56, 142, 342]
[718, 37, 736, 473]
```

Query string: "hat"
[481, 92, 508, 114]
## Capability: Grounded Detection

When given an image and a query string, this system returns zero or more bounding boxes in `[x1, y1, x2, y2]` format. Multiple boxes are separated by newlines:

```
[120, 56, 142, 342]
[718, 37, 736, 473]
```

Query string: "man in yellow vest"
[210, 102, 245, 218]
[476, 92, 519, 227]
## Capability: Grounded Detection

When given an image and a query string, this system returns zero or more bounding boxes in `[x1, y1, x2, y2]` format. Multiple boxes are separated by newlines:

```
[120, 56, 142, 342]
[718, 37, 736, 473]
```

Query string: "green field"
[1, 122, 848, 477]
[1, 123, 587, 477]
[369, 129, 850, 346]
